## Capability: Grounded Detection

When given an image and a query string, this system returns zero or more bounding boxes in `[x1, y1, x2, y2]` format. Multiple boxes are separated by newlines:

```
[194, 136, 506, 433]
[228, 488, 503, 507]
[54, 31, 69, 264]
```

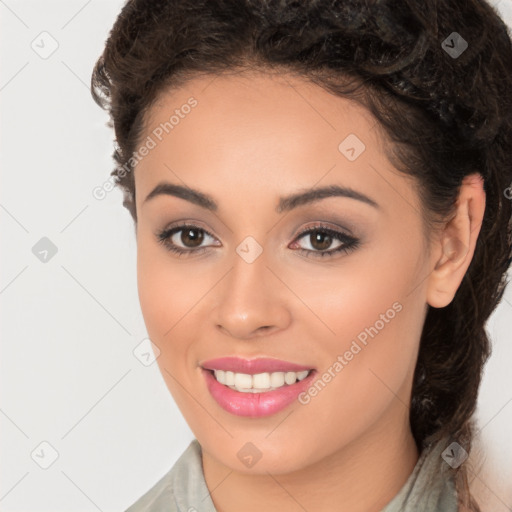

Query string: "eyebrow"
[143, 182, 379, 212]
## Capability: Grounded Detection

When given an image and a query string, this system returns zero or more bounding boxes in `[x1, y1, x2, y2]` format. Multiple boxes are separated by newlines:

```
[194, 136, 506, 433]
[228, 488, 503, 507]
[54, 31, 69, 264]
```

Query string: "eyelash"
[156, 223, 360, 259]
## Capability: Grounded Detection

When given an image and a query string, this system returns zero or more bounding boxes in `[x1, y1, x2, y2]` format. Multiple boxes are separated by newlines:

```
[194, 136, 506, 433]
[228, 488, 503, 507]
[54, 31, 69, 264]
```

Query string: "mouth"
[201, 366, 318, 417]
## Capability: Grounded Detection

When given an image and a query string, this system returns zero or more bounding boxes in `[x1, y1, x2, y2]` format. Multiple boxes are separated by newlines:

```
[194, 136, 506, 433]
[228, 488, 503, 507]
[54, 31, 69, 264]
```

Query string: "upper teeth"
[213, 369, 310, 393]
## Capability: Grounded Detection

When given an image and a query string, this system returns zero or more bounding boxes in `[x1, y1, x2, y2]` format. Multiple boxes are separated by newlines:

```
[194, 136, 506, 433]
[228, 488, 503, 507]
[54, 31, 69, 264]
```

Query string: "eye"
[156, 224, 219, 257]
[156, 222, 360, 259]
[290, 223, 360, 258]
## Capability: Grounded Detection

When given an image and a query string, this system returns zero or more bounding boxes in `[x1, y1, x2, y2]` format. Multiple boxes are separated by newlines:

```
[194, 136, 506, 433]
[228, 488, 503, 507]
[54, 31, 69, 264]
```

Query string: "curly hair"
[91, 0, 512, 509]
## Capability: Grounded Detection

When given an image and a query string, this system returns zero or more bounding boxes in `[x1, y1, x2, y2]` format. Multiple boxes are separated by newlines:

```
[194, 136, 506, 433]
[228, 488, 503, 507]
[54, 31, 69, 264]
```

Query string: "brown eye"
[180, 227, 204, 248]
[308, 231, 334, 251]
[156, 223, 219, 257]
[291, 225, 360, 259]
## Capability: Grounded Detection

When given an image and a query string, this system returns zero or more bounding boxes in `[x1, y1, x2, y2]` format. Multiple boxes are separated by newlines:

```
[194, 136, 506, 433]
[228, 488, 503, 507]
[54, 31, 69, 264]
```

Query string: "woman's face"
[134, 71, 436, 473]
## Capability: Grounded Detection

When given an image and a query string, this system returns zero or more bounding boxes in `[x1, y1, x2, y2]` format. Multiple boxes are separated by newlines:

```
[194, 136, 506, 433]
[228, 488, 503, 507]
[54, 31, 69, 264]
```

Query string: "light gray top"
[124, 437, 458, 512]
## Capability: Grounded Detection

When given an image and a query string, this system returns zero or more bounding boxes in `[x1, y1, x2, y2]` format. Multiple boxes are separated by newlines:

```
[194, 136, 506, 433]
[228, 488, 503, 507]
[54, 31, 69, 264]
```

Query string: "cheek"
[289, 242, 420, 347]
[293, 236, 424, 393]
[136, 239, 200, 404]
[136, 234, 190, 341]
[136, 234, 213, 380]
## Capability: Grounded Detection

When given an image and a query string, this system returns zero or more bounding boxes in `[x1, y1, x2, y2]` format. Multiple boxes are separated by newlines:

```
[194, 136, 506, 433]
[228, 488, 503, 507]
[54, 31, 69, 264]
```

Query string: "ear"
[426, 173, 486, 309]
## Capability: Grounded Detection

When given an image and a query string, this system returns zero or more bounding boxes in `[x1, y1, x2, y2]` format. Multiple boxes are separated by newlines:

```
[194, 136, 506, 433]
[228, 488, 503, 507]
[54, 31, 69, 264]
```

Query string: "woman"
[91, 0, 512, 510]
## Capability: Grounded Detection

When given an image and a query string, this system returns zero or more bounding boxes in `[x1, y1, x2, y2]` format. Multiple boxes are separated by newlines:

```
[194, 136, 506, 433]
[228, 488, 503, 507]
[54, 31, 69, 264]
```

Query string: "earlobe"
[426, 173, 486, 309]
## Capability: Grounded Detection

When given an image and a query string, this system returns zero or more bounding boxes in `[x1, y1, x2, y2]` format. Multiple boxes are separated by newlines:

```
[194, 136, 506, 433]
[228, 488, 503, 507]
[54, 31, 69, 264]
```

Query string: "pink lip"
[201, 367, 317, 418]
[200, 356, 315, 374]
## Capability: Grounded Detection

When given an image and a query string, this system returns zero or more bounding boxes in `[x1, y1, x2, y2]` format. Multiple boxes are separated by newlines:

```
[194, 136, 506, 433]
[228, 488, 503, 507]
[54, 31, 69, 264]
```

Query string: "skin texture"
[133, 72, 485, 512]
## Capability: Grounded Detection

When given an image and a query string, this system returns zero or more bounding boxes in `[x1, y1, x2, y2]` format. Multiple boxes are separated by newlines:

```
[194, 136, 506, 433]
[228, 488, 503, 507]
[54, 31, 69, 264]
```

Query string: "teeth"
[270, 371, 285, 388]
[253, 372, 270, 388]
[234, 372, 252, 389]
[285, 371, 297, 385]
[212, 369, 311, 393]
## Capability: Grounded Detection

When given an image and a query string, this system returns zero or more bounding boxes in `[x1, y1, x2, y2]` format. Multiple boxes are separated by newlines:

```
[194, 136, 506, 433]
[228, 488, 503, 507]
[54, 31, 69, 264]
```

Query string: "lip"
[201, 367, 317, 418]
[200, 356, 315, 374]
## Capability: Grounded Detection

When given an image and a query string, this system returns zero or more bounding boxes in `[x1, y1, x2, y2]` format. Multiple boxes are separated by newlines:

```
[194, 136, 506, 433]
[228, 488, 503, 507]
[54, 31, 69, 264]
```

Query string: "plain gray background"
[1, 1, 511, 510]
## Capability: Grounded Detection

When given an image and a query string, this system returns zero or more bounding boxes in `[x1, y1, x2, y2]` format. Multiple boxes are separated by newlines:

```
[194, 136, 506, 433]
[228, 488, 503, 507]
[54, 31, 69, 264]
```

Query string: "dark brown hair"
[91, 1, 512, 509]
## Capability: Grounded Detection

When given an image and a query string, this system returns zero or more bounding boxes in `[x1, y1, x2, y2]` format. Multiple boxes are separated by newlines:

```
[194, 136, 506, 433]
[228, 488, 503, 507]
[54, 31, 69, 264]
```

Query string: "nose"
[212, 252, 292, 340]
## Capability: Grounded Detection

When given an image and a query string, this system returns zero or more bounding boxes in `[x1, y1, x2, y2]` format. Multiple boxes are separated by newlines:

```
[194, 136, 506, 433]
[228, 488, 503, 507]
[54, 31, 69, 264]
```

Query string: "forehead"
[143, 70, 379, 154]
[134, 71, 419, 219]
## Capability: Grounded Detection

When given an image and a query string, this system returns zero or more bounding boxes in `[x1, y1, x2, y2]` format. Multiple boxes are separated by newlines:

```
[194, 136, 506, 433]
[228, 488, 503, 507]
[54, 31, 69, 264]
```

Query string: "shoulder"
[382, 436, 459, 512]
[124, 465, 177, 512]
[124, 439, 213, 512]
